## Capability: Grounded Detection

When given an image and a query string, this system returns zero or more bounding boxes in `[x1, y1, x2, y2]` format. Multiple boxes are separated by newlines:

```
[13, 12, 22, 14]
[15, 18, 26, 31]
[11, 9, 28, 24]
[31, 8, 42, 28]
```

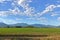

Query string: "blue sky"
[0, 0, 60, 26]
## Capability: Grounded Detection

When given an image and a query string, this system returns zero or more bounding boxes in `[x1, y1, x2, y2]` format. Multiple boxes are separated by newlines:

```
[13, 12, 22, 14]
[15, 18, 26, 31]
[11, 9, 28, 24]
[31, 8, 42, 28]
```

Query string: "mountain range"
[0, 22, 58, 28]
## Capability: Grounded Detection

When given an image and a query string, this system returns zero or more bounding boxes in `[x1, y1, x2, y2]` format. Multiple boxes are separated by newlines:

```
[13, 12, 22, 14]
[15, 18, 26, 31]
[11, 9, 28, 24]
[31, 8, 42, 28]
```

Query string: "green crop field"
[0, 28, 60, 35]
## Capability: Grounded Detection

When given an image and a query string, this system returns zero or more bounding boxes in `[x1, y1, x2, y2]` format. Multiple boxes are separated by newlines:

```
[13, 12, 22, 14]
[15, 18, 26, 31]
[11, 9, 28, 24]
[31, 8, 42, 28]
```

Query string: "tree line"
[6, 25, 35, 28]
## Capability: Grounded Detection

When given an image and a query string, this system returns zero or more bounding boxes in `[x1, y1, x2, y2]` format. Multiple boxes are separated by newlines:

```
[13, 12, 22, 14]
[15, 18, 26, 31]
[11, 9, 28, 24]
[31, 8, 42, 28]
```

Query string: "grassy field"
[0, 28, 60, 35]
[0, 28, 60, 40]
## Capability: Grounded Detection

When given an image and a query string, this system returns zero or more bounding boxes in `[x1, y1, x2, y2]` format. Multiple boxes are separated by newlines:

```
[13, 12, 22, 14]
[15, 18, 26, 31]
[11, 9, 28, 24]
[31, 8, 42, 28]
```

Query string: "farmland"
[0, 28, 60, 40]
[0, 28, 60, 35]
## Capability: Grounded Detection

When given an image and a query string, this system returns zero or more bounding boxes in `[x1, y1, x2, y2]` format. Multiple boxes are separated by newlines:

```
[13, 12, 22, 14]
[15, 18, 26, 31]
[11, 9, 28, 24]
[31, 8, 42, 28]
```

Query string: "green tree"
[7, 25, 10, 28]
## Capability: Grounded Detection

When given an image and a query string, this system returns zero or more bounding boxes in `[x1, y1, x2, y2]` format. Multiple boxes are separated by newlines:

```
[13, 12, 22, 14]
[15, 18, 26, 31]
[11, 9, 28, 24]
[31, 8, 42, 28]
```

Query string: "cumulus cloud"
[38, 5, 56, 16]
[0, 0, 35, 17]
[24, 7, 35, 17]
[14, 0, 32, 9]
[0, 7, 21, 17]
[0, 0, 60, 16]
[8, 7, 21, 15]
[37, 5, 60, 17]
[0, 0, 60, 18]
[17, 0, 25, 5]
[0, 0, 60, 24]
[42, 5, 56, 13]
[15, 0, 35, 17]
[0, 8, 20, 16]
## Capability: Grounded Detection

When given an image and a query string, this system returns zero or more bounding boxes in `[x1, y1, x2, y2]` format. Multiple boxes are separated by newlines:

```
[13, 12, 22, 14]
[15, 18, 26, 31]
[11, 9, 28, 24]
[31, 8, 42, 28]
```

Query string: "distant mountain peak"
[0, 22, 7, 27]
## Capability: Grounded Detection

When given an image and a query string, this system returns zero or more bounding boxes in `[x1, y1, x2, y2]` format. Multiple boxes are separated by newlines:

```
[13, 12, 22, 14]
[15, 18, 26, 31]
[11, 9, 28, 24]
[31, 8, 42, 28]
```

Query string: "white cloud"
[17, 0, 25, 5]
[51, 13, 58, 16]
[15, 0, 30, 8]
[36, 5, 56, 17]
[0, 0, 60, 23]
[0, 0, 5, 2]
[57, 17, 60, 21]
[42, 5, 56, 13]
[24, 7, 35, 16]
[15, 18, 23, 21]
[0, 7, 21, 16]
[26, 17, 47, 23]
[57, 5, 60, 7]
[0, 0, 35, 17]
[0, 7, 20, 16]
[37, 5, 60, 17]
[0, 0, 60, 17]
[14, 0, 35, 17]
[51, 12, 59, 17]
[3, 19, 18, 24]
[0, 11, 8, 17]
[8, 7, 21, 15]
[50, 11, 60, 17]
[39, 5, 56, 16]
[37, 17, 48, 22]
[0, 0, 12, 3]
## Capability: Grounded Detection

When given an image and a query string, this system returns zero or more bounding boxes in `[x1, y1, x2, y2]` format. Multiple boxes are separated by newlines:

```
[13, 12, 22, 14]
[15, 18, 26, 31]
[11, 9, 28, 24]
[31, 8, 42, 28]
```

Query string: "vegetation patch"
[0, 28, 60, 35]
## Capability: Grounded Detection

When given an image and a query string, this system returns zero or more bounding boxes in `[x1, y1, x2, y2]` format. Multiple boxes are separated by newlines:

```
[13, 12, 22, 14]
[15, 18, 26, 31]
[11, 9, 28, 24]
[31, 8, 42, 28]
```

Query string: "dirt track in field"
[0, 35, 60, 40]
